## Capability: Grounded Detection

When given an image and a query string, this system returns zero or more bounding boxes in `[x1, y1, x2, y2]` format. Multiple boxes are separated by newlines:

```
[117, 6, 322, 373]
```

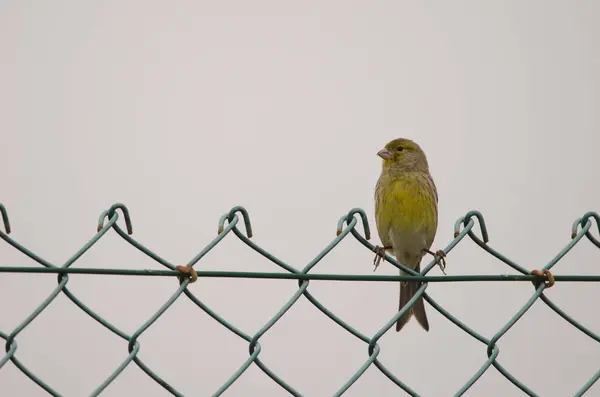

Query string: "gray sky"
[1, 1, 599, 396]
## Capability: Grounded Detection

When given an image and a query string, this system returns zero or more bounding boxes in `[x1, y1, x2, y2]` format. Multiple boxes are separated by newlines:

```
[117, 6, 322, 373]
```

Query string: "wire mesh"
[0, 202, 599, 396]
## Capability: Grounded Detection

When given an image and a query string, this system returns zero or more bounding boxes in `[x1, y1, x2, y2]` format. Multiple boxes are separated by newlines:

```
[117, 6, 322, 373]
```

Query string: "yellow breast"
[375, 173, 438, 248]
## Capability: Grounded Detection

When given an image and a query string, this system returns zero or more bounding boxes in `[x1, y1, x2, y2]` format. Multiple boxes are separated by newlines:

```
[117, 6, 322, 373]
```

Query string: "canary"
[374, 138, 444, 332]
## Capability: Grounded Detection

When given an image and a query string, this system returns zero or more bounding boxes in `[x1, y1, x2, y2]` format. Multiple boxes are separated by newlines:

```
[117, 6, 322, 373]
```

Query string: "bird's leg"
[373, 245, 393, 272]
[422, 249, 447, 275]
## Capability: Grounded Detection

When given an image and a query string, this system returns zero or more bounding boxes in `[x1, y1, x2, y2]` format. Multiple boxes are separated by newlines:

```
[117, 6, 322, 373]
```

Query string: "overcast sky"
[1, 1, 599, 396]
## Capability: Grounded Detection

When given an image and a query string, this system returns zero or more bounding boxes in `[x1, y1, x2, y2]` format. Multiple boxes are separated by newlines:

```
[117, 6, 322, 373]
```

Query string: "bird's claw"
[435, 250, 447, 275]
[423, 249, 447, 275]
[373, 245, 392, 272]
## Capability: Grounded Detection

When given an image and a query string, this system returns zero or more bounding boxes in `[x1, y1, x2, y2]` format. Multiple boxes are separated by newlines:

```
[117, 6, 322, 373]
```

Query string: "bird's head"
[377, 138, 430, 172]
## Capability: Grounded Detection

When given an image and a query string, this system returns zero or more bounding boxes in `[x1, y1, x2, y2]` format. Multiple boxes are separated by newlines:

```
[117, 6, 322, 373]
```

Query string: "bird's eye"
[396, 146, 404, 152]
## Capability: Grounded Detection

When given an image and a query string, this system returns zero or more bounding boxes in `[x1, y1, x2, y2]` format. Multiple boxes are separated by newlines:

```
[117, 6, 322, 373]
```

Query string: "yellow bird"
[374, 138, 445, 332]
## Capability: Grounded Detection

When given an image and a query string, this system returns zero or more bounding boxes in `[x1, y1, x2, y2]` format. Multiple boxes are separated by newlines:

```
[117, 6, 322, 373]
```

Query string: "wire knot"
[530, 269, 555, 289]
[176, 265, 198, 283]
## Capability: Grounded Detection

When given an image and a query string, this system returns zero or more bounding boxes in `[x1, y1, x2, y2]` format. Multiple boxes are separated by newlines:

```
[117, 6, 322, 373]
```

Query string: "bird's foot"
[175, 264, 198, 283]
[423, 249, 447, 275]
[373, 245, 392, 272]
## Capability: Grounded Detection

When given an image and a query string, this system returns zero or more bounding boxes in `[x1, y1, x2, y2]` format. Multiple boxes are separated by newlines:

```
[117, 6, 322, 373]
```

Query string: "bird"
[374, 138, 445, 332]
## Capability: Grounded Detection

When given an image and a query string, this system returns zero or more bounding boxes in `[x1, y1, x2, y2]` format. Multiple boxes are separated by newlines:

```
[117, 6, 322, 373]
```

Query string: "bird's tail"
[396, 266, 429, 332]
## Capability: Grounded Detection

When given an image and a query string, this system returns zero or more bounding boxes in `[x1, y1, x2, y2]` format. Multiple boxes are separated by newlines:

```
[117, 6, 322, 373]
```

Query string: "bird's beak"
[377, 148, 393, 160]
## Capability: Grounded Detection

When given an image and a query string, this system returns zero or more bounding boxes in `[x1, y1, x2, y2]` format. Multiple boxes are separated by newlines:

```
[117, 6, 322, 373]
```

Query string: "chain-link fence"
[0, 203, 599, 396]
